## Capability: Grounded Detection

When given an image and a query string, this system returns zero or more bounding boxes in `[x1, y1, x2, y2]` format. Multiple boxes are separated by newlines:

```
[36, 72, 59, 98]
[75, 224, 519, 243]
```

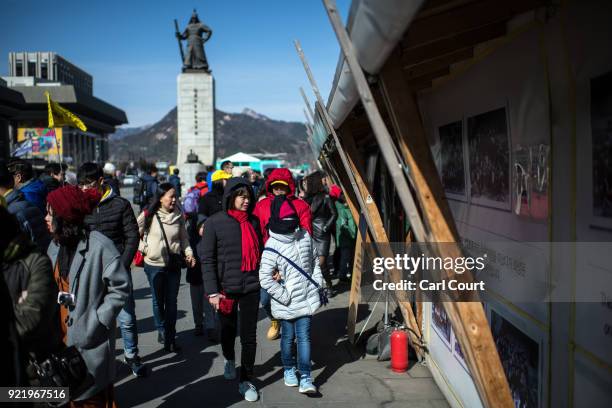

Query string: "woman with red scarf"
[199, 177, 263, 403]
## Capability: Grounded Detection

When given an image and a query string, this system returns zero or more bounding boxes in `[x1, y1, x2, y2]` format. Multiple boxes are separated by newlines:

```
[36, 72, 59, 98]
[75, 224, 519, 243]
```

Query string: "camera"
[57, 291, 76, 307]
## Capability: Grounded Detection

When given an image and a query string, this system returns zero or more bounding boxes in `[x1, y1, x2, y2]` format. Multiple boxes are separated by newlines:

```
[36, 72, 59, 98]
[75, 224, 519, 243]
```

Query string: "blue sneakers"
[299, 376, 317, 394]
[284, 367, 299, 387]
[239, 381, 259, 402]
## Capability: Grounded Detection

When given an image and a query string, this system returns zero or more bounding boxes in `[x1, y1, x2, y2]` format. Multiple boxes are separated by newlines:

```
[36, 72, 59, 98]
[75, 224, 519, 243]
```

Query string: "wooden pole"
[300, 87, 317, 125]
[321, 0, 427, 243]
[294, 38, 377, 240]
[378, 49, 513, 407]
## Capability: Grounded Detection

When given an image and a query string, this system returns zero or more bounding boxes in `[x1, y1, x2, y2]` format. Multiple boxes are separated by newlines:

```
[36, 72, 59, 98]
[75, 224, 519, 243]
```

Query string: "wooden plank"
[327, 124, 424, 352]
[347, 229, 364, 343]
[407, 67, 450, 91]
[379, 49, 513, 408]
[342, 135, 424, 354]
[404, 0, 544, 48]
[404, 48, 473, 78]
[300, 87, 316, 125]
[415, 0, 479, 19]
[324, 139, 376, 346]
[401, 22, 506, 66]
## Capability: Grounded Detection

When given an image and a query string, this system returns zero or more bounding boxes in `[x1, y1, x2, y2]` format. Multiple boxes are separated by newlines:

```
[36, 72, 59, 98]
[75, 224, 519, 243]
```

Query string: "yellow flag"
[46, 91, 87, 131]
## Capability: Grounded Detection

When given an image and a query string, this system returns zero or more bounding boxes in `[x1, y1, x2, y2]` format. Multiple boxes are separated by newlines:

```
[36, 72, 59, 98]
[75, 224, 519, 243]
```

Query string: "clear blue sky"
[1, 0, 351, 127]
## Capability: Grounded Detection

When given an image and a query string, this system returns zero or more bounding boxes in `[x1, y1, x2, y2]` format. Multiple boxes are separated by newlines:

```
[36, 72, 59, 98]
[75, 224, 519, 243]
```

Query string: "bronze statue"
[175, 10, 212, 72]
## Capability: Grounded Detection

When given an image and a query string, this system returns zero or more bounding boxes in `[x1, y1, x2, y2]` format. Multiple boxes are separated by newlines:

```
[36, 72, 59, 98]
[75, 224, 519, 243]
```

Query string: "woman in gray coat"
[46, 185, 129, 406]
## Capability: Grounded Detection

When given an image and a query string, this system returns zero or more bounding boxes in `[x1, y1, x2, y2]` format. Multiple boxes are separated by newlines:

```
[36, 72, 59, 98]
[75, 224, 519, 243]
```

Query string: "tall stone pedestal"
[176, 71, 215, 192]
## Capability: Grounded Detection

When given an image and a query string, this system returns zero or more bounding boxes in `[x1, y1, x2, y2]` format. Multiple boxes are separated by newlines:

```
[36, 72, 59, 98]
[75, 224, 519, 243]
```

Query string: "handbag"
[133, 250, 145, 267]
[30, 346, 94, 401]
[217, 291, 235, 315]
[134, 209, 149, 267]
[156, 214, 187, 271]
[263, 247, 329, 306]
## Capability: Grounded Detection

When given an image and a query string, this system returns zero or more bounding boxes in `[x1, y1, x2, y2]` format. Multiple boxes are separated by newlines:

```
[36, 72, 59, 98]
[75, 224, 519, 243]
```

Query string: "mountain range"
[108, 107, 313, 166]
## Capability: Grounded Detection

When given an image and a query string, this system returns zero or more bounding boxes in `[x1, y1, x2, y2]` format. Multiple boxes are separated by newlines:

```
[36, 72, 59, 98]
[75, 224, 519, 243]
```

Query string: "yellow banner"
[46, 91, 87, 131]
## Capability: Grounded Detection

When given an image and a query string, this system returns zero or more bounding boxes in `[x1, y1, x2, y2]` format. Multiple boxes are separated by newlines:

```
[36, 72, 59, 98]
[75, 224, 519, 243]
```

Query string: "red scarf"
[227, 209, 260, 272]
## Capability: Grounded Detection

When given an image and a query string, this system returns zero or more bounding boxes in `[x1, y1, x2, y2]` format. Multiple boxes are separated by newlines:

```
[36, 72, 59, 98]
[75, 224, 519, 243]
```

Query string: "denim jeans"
[260, 287, 273, 320]
[117, 273, 139, 358]
[280, 316, 312, 377]
[144, 263, 181, 342]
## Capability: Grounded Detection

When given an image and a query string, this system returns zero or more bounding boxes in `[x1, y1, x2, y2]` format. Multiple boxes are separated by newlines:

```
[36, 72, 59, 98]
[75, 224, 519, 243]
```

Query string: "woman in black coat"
[304, 171, 337, 292]
[199, 177, 262, 403]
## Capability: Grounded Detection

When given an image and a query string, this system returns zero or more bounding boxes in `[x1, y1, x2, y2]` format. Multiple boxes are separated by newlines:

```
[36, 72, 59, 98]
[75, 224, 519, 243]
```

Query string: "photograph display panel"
[438, 120, 467, 199]
[490, 309, 540, 408]
[591, 70, 612, 227]
[467, 107, 511, 210]
[431, 300, 452, 347]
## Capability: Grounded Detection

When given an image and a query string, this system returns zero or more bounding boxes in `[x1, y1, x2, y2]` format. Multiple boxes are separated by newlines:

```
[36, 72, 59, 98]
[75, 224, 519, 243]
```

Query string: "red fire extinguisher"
[390, 328, 409, 373]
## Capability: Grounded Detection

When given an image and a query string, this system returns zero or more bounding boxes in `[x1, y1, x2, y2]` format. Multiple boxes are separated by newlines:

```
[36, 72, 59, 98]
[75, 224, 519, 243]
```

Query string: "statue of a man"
[176, 10, 212, 72]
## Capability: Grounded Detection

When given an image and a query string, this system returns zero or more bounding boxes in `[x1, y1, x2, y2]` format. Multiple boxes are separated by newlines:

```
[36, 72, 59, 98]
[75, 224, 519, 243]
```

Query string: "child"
[259, 195, 323, 394]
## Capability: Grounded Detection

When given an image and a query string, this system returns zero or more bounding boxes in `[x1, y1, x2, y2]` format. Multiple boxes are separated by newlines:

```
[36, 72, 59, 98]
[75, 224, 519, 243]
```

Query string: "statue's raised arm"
[178, 10, 212, 73]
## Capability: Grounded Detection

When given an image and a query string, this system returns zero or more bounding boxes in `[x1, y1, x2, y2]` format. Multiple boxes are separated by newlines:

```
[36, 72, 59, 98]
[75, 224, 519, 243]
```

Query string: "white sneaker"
[239, 381, 259, 402]
[224, 359, 236, 380]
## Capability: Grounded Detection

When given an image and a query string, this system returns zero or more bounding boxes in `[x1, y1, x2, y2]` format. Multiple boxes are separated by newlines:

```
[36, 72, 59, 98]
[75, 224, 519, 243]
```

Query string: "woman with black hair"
[200, 178, 263, 402]
[137, 182, 195, 352]
[46, 185, 129, 406]
[303, 171, 337, 294]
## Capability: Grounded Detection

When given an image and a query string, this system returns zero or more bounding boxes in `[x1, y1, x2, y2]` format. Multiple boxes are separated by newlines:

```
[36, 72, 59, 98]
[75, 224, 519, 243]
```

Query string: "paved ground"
[113, 187, 449, 407]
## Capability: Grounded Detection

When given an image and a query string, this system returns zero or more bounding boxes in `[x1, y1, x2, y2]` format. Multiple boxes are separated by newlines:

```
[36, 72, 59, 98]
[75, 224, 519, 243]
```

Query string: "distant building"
[0, 52, 126, 164]
[8, 52, 93, 95]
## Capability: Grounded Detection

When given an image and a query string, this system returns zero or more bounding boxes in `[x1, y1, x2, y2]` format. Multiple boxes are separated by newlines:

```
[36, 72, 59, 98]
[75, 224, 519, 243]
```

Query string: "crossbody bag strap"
[263, 247, 320, 289]
[155, 214, 172, 266]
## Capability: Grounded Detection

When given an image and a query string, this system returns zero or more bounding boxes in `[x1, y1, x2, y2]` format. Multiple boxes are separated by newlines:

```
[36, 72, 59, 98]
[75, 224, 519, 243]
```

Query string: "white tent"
[219, 152, 261, 163]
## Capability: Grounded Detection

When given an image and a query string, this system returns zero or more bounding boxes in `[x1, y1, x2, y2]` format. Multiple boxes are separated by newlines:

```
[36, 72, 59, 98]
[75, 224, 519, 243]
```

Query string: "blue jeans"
[144, 263, 181, 342]
[280, 316, 312, 377]
[260, 287, 273, 319]
[117, 274, 139, 358]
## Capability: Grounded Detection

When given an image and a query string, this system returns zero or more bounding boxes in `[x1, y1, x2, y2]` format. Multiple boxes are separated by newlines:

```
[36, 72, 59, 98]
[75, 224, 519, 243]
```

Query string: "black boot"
[164, 341, 182, 353]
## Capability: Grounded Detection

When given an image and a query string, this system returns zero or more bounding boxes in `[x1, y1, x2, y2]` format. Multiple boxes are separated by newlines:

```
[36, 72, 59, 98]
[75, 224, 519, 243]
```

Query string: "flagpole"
[46, 91, 69, 186]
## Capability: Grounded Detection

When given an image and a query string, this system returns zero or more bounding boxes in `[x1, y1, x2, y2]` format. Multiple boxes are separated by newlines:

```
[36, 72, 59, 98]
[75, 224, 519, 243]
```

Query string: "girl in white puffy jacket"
[259, 195, 323, 394]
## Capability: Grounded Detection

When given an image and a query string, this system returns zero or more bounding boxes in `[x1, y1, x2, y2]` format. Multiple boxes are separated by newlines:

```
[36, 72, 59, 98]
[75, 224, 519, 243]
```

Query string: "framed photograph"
[490, 309, 541, 408]
[438, 120, 467, 201]
[431, 300, 452, 347]
[590, 71, 612, 230]
[467, 107, 512, 210]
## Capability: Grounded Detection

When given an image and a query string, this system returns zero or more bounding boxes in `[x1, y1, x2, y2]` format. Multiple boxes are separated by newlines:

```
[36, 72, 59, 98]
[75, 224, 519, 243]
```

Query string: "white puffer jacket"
[259, 229, 323, 320]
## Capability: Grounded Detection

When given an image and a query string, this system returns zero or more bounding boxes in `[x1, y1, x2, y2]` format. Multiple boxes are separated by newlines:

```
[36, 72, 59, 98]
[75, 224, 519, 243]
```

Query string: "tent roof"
[325, 0, 425, 128]
[220, 152, 261, 163]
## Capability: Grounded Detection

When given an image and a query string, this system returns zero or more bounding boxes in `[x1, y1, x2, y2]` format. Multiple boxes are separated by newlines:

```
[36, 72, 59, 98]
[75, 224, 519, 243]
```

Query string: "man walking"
[78, 162, 148, 377]
[8, 159, 48, 212]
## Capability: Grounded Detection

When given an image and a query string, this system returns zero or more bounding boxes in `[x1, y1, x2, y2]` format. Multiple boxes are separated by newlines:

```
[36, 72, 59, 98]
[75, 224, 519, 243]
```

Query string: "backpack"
[133, 178, 145, 205]
[183, 186, 203, 214]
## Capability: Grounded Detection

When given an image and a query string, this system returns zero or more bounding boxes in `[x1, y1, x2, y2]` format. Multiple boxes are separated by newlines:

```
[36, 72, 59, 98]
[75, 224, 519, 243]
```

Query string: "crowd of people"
[1, 157, 357, 405]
